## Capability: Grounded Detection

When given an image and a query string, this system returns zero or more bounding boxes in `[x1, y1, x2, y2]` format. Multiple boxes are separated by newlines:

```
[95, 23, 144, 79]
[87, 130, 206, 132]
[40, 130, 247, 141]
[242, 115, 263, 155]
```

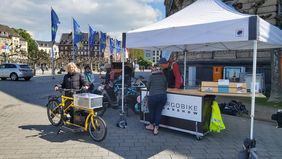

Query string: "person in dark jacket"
[54, 62, 88, 122]
[55, 62, 88, 95]
[145, 65, 167, 135]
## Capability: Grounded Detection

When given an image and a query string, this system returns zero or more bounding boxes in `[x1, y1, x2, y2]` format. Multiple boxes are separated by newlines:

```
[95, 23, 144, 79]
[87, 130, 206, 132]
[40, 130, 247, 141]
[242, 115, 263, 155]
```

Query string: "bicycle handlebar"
[56, 87, 87, 93]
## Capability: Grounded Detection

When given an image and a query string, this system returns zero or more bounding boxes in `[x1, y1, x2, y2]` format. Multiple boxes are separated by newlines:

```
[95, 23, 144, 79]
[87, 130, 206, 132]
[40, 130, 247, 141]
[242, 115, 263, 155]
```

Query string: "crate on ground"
[73, 93, 103, 109]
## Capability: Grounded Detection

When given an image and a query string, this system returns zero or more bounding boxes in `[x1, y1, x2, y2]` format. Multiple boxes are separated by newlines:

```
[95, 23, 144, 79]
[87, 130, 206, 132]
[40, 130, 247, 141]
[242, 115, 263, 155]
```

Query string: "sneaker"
[153, 127, 159, 135]
[145, 124, 154, 131]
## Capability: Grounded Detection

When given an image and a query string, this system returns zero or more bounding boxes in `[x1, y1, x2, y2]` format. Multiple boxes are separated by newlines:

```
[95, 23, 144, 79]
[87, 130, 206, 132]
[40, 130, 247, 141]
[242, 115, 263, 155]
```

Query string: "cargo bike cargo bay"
[125, 0, 282, 140]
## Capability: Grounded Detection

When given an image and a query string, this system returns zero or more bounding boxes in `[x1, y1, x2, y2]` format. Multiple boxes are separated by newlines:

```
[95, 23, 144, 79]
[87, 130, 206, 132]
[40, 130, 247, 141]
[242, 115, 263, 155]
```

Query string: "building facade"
[144, 50, 161, 64]
[58, 32, 114, 70]
[164, 0, 282, 92]
[36, 40, 59, 59]
[0, 24, 28, 63]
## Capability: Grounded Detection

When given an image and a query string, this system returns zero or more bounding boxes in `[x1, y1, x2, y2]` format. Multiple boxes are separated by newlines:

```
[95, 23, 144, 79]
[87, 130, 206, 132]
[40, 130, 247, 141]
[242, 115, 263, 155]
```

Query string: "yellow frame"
[51, 95, 97, 131]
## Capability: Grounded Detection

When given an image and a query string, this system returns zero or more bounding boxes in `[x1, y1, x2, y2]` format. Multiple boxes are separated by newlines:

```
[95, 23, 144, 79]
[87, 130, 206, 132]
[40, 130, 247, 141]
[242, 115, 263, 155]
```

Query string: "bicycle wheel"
[88, 116, 107, 142]
[47, 99, 63, 126]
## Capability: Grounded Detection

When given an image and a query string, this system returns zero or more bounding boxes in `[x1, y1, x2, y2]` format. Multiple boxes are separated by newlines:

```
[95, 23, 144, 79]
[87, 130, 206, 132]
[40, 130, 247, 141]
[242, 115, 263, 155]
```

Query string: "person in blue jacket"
[84, 65, 95, 93]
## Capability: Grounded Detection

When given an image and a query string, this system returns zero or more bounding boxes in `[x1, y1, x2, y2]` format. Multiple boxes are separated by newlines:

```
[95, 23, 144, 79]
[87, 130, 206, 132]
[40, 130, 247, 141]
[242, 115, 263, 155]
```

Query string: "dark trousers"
[147, 94, 167, 126]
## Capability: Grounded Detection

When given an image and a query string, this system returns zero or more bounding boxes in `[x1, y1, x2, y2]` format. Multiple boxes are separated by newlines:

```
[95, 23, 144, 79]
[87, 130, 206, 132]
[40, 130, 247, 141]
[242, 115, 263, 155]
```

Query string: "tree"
[137, 57, 153, 69]
[16, 29, 48, 75]
[16, 29, 38, 59]
[268, 49, 282, 102]
[16, 29, 38, 74]
[128, 48, 144, 61]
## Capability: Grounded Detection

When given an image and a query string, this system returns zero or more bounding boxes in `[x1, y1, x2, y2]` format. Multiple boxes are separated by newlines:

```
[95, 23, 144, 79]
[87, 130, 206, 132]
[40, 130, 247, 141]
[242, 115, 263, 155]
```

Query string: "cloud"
[0, 0, 164, 41]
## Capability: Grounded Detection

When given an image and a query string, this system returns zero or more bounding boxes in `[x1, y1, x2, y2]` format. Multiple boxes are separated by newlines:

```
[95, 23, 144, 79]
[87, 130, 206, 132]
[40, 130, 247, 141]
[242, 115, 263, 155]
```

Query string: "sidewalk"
[34, 69, 61, 77]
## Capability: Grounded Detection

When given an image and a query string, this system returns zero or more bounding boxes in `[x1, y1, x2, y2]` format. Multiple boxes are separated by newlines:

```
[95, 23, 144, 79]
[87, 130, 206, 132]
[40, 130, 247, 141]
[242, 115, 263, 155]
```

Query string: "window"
[6, 64, 16, 68]
[146, 53, 150, 57]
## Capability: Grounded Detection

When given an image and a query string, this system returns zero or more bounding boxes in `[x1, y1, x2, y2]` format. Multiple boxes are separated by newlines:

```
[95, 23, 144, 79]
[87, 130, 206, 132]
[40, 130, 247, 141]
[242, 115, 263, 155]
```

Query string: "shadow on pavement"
[18, 124, 95, 144]
[17, 108, 202, 159]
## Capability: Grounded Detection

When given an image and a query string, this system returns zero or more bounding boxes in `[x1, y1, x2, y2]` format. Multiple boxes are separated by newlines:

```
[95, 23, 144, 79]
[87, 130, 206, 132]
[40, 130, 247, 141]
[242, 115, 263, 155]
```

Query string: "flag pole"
[88, 25, 90, 69]
[51, 42, 55, 79]
[72, 18, 75, 63]
[98, 31, 101, 72]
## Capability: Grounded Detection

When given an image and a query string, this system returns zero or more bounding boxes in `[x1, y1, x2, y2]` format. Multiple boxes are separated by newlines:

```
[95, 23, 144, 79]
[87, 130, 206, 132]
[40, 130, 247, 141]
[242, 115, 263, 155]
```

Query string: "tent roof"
[126, 0, 282, 51]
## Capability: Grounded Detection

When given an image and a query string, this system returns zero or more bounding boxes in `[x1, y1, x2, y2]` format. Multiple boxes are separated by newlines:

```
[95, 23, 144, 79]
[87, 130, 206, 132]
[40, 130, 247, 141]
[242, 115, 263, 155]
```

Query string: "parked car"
[0, 63, 33, 81]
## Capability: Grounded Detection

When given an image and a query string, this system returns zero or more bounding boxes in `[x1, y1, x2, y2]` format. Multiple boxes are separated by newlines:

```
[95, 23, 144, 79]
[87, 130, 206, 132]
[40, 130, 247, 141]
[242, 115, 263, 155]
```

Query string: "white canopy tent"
[127, 0, 282, 51]
[124, 0, 282, 140]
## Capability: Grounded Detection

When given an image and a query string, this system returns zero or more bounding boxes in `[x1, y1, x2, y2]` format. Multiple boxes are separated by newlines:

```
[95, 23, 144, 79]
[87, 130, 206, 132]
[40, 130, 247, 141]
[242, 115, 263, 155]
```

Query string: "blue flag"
[73, 18, 83, 48]
[99, 32, 106, 52]
[51, 8, 60, 42]
[109, 38, 115, 55]
[88, 25, 96, 49]
[116, 40, 121, 54]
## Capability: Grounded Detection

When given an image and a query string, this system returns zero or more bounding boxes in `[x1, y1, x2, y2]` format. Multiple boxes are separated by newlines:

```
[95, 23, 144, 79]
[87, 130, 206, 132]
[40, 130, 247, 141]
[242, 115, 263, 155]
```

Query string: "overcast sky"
[0, 0, 165, 41]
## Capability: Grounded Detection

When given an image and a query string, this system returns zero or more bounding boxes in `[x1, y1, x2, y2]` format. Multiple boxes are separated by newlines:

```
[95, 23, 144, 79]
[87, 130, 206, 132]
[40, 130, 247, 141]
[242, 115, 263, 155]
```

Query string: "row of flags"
[51, 8, 122, 55]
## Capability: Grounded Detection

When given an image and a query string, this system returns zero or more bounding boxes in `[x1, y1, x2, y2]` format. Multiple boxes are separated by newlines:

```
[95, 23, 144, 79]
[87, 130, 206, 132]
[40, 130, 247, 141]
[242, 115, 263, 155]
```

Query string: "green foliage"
[15, 29, 38, 61]
[256, 97, 282, 108]
[137, 57, 152, 68]
[128, 48, 144, 60]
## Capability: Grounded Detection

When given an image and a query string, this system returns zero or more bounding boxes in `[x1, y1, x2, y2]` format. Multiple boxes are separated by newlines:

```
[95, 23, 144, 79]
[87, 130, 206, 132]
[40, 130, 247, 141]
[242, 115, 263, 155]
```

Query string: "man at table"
[159, 57, 183, 89]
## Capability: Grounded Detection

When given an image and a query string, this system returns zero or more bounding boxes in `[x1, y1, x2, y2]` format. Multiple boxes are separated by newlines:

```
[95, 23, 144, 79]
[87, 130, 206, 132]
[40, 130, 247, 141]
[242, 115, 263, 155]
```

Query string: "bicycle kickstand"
[57, 127, 62, 135]
[57, 123, 64, 135]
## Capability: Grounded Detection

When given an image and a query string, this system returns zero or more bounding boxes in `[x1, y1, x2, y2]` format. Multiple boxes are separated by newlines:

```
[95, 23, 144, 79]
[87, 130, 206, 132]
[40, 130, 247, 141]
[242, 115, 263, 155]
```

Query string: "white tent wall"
[125, 0, 282, 141]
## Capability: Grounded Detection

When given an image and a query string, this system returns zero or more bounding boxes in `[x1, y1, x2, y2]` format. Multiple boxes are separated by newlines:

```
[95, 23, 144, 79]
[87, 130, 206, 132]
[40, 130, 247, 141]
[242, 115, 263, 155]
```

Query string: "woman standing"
[145, 65, 167, 135]
[54, 62, 88, 123]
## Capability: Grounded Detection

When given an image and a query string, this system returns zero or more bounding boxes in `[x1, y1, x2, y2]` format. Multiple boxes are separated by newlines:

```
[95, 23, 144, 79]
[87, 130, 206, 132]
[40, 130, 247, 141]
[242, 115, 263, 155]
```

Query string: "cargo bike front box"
[73, 93, 103, 109]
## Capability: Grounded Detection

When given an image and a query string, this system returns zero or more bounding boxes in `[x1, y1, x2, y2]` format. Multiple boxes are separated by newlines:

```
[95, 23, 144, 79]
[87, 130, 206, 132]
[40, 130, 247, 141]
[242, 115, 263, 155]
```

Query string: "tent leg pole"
[116, 33, 127, 129]
[184, 50, 187, 89]
[238, 40, 258, 159]
[250, 40, 257, 140]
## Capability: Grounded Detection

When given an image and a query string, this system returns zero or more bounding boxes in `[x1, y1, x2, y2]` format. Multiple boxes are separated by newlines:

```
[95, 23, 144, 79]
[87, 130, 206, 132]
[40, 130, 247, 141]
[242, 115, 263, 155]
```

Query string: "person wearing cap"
[145, 64, 167, 135]
[159, 57, 183, 89]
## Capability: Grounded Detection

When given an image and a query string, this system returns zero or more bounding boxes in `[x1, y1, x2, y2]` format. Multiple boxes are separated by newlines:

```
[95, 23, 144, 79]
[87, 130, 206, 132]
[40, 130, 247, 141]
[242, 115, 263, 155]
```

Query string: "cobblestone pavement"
[0, 77, 282, 159]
